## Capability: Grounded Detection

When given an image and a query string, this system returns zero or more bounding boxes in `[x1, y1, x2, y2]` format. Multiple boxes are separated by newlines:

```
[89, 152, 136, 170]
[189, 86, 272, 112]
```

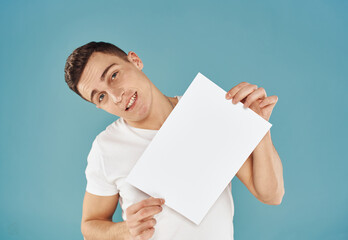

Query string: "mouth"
[125, 92, 137, 111]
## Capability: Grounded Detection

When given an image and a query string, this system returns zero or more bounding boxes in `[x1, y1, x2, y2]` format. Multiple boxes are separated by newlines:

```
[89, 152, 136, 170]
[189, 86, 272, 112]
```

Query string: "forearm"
[252, 130, 284, 203]
[82, 220, 131, 240]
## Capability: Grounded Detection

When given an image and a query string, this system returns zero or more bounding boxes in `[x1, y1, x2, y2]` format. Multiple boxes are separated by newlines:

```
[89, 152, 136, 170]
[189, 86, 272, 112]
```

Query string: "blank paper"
[126, 72, 272, 225]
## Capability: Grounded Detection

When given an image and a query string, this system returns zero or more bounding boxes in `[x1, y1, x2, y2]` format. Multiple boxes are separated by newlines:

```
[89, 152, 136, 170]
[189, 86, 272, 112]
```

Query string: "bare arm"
[236, 131, 284, 205]
[81, 191, 164, 240]
[81, 192, 131, 240]
[227, 82, 284, 205]
[251, 131, 284, 203]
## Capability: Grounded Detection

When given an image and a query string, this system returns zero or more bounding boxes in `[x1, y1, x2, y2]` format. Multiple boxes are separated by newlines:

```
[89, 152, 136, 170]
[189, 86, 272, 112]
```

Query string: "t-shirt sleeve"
[85, 139, 119, 196]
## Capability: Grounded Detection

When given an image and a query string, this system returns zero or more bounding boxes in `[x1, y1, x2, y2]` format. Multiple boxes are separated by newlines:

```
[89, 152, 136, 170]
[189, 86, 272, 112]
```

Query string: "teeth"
[126, 92, 137, 109]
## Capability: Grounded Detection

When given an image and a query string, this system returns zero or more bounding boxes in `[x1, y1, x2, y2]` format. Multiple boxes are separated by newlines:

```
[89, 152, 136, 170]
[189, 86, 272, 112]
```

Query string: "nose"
[110, 94, 120, 104]
[107, 88, 124, 104]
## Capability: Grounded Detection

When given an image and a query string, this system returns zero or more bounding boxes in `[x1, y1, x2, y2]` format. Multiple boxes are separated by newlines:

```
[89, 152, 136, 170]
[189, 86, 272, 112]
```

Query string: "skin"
[78, 52, 285, 240]
[77, 51, 178, 130]
[226, 83, 284, 205]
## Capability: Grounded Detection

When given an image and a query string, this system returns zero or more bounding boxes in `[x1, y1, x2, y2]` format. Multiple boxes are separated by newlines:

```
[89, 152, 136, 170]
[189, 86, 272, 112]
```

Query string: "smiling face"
[77, 51, 154, 122]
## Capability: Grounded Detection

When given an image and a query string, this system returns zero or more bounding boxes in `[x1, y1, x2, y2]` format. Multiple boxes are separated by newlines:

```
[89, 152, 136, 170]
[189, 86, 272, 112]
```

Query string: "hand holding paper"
[125, 197, 165, 239]
[126, 72, 272, 225]
[225, 81, 279, 121]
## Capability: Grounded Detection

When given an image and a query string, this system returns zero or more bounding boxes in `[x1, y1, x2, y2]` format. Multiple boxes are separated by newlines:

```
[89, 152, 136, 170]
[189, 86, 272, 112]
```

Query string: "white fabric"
[85, 96, 235, 240]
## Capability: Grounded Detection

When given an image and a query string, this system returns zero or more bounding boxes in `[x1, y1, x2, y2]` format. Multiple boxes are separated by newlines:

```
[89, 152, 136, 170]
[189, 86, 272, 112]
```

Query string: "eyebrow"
[90, 63, 117, 103]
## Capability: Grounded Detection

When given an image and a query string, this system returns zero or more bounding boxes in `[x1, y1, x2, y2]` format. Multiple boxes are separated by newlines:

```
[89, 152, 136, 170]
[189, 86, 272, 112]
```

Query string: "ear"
[127, 51, 143, 70]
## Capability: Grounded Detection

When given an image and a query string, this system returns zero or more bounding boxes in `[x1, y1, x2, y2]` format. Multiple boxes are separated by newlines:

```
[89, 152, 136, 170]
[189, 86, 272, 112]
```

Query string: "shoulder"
[86, 119, 123, 170]
[90, 117, 135, 160]
[86, 119, 119, 158]
[93, 118, 123, 145]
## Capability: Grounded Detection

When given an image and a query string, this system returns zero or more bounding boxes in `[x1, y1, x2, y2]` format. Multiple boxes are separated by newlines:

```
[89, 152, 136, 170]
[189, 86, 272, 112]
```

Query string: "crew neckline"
[120, 96, 180, 132]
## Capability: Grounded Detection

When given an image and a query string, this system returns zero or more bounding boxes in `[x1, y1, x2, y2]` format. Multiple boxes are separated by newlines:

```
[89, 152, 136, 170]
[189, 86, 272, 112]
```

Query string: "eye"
[111, 72, 118, 80]
[98, 93, 105, 103]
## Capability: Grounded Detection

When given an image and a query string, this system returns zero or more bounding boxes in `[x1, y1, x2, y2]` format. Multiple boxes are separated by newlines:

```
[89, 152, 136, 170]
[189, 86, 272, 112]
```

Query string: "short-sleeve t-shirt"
[85, 96, 235, 240]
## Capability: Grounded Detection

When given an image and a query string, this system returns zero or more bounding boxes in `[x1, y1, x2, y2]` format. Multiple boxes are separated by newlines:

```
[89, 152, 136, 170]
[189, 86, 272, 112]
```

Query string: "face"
[77, 51, 154, 122]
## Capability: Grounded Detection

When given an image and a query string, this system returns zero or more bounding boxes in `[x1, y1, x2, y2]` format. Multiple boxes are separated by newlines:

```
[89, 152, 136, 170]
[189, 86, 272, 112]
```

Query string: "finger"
[134, 205, 163, 222]
[135, 227, 155, 240]
[243, 87, 267, 108]
[126, 197, 164, 216]
[132, 218, 157, 236]
[225, 82, 250, 99]
[232, 84, 258, 104]
[142, 214, 158, 222]
[259, 95, 278, 108]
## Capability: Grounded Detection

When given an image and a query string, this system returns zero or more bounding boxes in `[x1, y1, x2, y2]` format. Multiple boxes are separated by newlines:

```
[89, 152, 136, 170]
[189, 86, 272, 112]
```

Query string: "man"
[64, 41, 284, 240]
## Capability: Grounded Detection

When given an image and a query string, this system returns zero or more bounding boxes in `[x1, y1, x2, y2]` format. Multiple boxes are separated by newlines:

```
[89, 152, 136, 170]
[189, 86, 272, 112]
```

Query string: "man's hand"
[125, 197, 165, 240]
[225, 82, 278, 121]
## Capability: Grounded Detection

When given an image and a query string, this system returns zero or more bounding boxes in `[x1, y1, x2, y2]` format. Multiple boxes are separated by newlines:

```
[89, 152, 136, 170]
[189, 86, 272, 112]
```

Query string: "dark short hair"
[64, 41, 129, 102]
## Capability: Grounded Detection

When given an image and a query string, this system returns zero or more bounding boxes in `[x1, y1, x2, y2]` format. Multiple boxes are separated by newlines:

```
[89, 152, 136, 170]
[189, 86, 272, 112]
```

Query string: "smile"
[126, 92, 137, 111]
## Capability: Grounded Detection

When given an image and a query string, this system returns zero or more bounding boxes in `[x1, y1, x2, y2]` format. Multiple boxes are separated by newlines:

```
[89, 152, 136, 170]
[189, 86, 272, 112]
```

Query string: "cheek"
[139, 104, 149, 115]
[121, 68, 136, 81]
[124, 69, 146, 86]
[103, 103, 121, 116]
[139, 93, 152, 116]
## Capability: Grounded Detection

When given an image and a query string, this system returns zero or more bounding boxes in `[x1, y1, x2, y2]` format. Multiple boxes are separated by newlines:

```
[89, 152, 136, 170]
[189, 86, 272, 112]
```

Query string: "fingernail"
[161, 199, 165, 204]
[225, 94, 230, 99]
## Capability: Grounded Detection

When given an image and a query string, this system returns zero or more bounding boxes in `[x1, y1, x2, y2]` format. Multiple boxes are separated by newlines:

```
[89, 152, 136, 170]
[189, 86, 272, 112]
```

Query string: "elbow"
[81, 220, 90, 239]
[81, 223, 86, 239]
[256, 178, 285, 205]
[265, 196, 283, 205]
[262, 187, 285, 205]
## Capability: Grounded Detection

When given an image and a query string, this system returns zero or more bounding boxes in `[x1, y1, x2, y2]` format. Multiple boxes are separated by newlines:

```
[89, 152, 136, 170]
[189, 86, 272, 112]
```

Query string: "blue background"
[1, 0, 347, 239]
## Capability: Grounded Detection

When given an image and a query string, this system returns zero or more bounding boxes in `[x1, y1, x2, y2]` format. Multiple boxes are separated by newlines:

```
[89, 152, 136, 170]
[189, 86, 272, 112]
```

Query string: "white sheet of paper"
[126, 72, 272, 225]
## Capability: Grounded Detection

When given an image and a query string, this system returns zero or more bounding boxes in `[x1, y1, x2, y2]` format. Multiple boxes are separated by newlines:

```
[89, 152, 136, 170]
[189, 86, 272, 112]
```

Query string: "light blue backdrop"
[1, 0, 347, 239]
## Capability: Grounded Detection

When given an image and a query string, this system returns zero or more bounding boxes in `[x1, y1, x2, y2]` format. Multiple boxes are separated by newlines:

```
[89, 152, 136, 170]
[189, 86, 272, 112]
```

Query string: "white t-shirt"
[85, 96, 235, 240]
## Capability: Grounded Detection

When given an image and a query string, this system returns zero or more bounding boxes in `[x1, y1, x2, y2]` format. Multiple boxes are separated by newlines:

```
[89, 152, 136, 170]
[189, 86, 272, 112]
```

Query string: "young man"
[65, 41, 284, 240]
